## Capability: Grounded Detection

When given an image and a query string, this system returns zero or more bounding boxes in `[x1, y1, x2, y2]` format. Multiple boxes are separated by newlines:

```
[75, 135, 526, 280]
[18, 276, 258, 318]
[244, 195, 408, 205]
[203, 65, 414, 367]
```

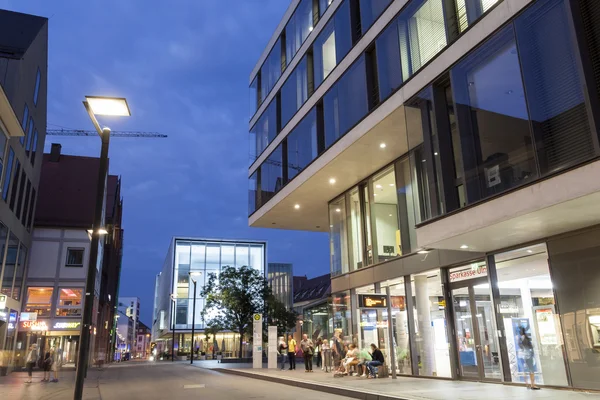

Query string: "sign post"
[252, 313, 262, 369]
[268, 326, 277, 369]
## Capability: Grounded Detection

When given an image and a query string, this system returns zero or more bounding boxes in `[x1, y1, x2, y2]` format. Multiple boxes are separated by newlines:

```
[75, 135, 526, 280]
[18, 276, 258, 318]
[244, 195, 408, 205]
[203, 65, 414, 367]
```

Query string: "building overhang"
[417, 160, 600, 253]
[0, 83, 25, 137]
[250, 102, 410, 232]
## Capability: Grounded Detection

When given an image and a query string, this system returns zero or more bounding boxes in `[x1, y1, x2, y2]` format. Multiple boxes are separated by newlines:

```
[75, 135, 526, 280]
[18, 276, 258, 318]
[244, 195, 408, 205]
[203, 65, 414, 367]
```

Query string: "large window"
[332, 291, 352, 339]
[9, 159, 20, 211]
[359, 0, 392, 34]
[0, 233, 16, 299]
[250, 99, 277, 159]
[12, 244, 26, 301]
[370, 167, 400, 264]
[314, 0, 353, 87]
[456, 0, 500, 32]
[281, 56, 309, 129]
[324, 55, 368, 148]
[260, 38, 283, 103]
[1, 148, 13, 201]
[24, 287, 53, 317]
[249, 171, 258, 215]
[382, 278, 412, 374]
[259, 144, 284, 206]
[451, 26, 536, 205]
[286, 0, 314, 63]
[235, 244, 250, 268]
[287, 108, 318, 180]
[329, 196, 349, 276]
[56, 288, 83, 317]
[250, 75, 261, 114]
[376, 20, 403, 100]
[348, 188, 363, 271]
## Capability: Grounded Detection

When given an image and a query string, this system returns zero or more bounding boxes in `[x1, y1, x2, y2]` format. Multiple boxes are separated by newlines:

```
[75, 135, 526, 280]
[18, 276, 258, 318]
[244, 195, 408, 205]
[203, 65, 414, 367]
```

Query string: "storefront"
[331, 236, 598, 389]
[16, 319, 81, 367]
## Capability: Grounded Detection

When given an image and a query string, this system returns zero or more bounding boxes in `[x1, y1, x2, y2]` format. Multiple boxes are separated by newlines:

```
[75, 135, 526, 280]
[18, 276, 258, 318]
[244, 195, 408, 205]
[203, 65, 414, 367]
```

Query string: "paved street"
[0, 361, 349, 400]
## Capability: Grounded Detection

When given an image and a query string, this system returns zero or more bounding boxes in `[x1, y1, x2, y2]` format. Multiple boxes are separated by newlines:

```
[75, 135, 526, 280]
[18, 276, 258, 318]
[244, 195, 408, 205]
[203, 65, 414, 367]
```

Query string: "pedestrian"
[287, 334, 297, 370]
[278, 337, 287, 370]
[331, 330, 344, 369]
[25, 344, 38, 384]
[321, 338, 331, 372]
[518, 327, 540, 390]
[50, 347, 62, 382]
[42, 348, 53, 382]
[315, 337, 323, 369]
[300, 334, 314, 372]
[366, 343, 384, 378]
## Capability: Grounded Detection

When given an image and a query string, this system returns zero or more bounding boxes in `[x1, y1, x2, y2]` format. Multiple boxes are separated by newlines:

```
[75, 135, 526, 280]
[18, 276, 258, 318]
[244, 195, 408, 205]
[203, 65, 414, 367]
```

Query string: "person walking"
[287, 334, 297, 370]
[315, 337, 323, 369]
[25, 344, 38, 384]
[278, 337, 288, 371]
[321, 338, 331, 372]
[50, 348, 62, 382]
[366, 343, 384, 378]
[518, 327, 540, 390]
[300, 334, 314, 372]
[42, 348, 53, 382]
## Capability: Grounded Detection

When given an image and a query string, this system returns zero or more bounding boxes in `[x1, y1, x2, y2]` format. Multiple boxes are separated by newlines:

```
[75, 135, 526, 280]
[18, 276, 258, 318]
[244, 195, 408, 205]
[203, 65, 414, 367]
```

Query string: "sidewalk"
[191, 360, 600, 400]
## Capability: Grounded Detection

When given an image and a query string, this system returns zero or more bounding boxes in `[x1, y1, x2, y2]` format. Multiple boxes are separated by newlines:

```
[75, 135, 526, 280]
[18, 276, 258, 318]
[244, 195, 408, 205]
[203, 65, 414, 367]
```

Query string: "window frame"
[55, 287, 84, 317]
[65, 247, 85, 268]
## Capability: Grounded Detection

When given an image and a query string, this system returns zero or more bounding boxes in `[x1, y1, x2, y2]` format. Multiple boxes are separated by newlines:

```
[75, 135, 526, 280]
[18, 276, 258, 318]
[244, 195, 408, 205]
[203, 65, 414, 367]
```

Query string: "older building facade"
[249, 0, 600, 391]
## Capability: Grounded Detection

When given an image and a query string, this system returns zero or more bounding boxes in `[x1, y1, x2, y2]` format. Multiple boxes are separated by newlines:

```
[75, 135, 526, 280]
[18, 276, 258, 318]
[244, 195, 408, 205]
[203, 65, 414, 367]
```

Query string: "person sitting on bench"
[366, 344, 384, 379]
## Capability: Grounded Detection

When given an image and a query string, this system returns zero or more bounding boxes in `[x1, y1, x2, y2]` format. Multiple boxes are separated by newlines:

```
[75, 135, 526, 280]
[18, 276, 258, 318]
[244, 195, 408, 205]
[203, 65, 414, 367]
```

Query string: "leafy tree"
[265, 295, 298, 337]
[201, 265, 270, 357]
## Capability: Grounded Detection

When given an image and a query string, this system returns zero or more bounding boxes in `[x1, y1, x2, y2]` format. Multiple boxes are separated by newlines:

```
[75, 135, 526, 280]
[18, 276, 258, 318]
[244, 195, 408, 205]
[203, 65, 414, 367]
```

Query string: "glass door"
[451, 279, 501, 381]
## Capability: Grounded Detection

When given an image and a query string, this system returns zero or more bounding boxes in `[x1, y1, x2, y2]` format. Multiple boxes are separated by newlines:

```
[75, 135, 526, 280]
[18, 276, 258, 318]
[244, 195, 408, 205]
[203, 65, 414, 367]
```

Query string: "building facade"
[248, 0, 600, 391]
[118, 296, 140, 356]
[19, 147, 123, 368]
[152, 238, 266, 359]
[0, 10, 48, 373]
[115, 309, 133, 359]
[293, 273, 331, 343]
[135, 322, 151, 359]
[267, 262, 293, 310]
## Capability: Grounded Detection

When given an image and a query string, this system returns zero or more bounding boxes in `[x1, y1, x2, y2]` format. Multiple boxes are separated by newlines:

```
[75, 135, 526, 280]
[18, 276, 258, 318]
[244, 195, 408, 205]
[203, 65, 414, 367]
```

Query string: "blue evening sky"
[2, 0, 329, 326]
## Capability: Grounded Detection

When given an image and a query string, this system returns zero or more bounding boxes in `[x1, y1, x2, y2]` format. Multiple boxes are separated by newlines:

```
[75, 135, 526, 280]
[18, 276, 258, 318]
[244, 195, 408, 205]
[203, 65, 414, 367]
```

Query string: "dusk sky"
[2, 0, 330, 326]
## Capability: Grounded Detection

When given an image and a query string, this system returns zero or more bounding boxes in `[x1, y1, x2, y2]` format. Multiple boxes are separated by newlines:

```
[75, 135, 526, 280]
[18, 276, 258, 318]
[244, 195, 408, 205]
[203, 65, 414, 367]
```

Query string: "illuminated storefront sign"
[21, 320, 49, 331]
[358, 294, 388, 309]
[20, 320, 81, 331]
[53, 321, 81, 330]
[450, 264, 488, 282]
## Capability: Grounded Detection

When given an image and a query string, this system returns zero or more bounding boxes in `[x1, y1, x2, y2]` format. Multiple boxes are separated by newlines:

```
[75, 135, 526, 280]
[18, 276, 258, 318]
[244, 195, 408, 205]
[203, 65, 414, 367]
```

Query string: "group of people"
[277, 332, 385, 378]
[24, 344, 62, 384]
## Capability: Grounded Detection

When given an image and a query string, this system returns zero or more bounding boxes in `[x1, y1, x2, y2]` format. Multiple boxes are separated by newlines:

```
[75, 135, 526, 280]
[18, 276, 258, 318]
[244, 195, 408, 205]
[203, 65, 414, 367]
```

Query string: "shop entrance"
[450, 267, 502, 382]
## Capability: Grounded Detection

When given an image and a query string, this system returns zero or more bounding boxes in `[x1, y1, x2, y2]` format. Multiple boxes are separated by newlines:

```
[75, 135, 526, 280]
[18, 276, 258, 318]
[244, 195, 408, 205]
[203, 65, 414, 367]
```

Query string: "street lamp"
[188, 271, 202, 365]
[170, 294, 177, 362]
[74, 96, 130, 400]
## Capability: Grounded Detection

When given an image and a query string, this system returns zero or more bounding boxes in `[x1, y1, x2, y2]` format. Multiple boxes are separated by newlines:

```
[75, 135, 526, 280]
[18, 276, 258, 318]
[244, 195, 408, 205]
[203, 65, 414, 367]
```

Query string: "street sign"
[253, 314, 262, 369]
[253, 313, 262, 322]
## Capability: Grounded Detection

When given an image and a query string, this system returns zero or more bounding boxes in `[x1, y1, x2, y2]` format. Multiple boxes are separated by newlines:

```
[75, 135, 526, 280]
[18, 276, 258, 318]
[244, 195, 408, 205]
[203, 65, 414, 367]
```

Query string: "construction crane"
[46, 129, 167, 138]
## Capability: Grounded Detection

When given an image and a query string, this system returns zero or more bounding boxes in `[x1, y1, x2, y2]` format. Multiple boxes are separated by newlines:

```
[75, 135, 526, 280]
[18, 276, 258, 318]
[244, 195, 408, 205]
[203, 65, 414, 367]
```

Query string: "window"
[24, 287, 53, 317]
[12, 244, 26, 301]
[332, 291, 352, 338]
[456, 0, 500, 33]
[381, 278, 412, 373]
[175, 299, 188, 325]
[15, 170, 26, 219]
[250, 99, 277, 159]
[25, 117, 34, 155]
[451, 26, 536, 205]
[20, 104, 29, 139]
[359, 0, 392, 34]
[27, 188, 36, 231]
[286, 108, 318, 180]
[250, 74, 261, 114]
[324, 55, 368, 148]
[314, 0, 353, 87]
[394, 157, 418, 254]
[56, 288, 83, 317]
[260, 38, 283, 103]
[286, 0, 314, 63]
[319, 0, 332, 17]
[249, 170, 258, 215]
[33, 68, 41, 106]
[8, 159, 20, 211]
[235, 244, 249, 268]
[221, 244, 235, 267]
[0, 128, 6, 181]
[348, 188, 364, 270]
[0, 234, 17, 299]
[31, 130, 38, 165]
[281, 56, 309, 129]
[376, 20, 403, 101]
[259, 144, 284, 206]
[370, 167, 400, 263]
[2, 148, 13, 201]
[398, 0, 447, 79]
[66, 248, 85, 267]
[329, 196, 349, 276]
[249, 244, 264, 272]
[21, 179, 31, 225]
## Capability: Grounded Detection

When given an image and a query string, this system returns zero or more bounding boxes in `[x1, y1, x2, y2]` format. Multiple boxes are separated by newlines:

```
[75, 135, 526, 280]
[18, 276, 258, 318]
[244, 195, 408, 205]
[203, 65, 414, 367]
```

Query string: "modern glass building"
[248, 0, 600, 391]
[151, 238, 266, 358]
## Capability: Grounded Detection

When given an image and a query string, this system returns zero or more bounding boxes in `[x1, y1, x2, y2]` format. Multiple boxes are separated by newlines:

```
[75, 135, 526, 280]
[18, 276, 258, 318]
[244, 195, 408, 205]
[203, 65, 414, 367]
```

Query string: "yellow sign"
[253, 314, 262, 321]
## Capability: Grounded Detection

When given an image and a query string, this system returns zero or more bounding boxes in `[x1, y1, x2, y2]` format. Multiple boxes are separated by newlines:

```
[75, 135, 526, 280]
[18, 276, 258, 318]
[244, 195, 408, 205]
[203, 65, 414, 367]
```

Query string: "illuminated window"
[56, 288, 83, 317]
[25, 287, 53, 317]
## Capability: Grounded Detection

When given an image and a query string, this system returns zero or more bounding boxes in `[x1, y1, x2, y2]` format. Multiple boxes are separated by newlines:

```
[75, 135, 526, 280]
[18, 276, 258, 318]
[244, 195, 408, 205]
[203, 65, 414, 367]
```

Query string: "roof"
[293, 273, 330, 303]
[0, 10, 47, 59]
[35, 152, 119, 228]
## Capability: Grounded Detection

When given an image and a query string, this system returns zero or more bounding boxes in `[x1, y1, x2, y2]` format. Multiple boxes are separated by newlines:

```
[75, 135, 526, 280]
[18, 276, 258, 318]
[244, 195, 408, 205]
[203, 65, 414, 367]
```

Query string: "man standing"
[300, 334, 314, 372]
[287, 334, 297, 370]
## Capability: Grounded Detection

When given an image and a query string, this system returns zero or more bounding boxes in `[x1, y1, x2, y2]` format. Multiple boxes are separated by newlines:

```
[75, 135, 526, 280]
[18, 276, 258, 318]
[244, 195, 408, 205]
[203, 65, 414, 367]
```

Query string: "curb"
[214, 368, 411, 400]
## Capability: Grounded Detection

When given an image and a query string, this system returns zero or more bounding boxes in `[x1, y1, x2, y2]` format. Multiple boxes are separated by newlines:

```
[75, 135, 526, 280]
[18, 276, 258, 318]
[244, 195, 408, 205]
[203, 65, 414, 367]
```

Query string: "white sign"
[486, 165, 501, 188]
[268, 326, 277, 369]
[20, 312, 37, 321]
[449, 264, 487, 283]
[0, 294, 6, 309]
[253, 314, 262, 369]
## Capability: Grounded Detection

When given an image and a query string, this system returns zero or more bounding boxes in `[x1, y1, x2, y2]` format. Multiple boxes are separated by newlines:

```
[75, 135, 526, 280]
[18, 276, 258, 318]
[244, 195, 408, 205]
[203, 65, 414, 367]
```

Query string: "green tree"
[201, 265, 270, 358]
[265, 295, 298, 337]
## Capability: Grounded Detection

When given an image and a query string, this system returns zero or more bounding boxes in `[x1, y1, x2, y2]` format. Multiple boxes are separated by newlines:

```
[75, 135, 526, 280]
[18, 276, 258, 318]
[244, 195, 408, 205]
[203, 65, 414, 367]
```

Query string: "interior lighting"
[460, 245, 469, 249]
[335, 208, 341, 213]
[376, 184, 382, 189]
[379, 143, 387, 149]
[329, 178, 336, 184]
[294, 204, 300, 209]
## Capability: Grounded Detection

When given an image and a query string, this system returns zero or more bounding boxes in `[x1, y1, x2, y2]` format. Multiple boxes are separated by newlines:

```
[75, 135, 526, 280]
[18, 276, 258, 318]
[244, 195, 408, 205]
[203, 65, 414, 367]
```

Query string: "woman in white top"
[25, 344, 38, 384]
[50, 348, 62, 383]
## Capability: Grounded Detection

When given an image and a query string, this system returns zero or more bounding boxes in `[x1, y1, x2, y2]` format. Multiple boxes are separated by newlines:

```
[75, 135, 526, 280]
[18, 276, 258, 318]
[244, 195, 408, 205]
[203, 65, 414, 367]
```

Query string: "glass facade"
[260, 38, 283, 104]
[314, 0, 352, 87]
[259, 144, 283, 207]
[250, 99, 277, 160]
[281, 56, 309, 130]
[287, 108, 318, 180]
[286, 0, 314, 64]
[360, 0, 392, 34]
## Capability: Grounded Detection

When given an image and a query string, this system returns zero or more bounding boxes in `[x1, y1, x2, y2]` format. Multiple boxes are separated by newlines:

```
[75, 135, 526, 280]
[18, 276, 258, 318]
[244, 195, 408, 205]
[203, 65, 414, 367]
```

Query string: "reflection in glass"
[371, 167, 400, 263]
[456, 0, 500, 32]
[235, 245, 249, 268]
[411, 270, 452, 377]
[260, 38, 283, 103]
[259, 145, 284, 205]
[382, 278, 412, 374]
[281, 57, 309, 129]
[332, 291, 352, 338]
[13, 244, 26, 300]
[359, 0, 392, 34]
[287, 109, 318, 180]
[329, 197, 349, 276]
[451, 26, 536, 204]
[376, 20, 402, 100]
[24, 287, 53, 317]
[249, 245, 264, 272]
[221, 245, 235, 267]
[249, 75, 260, 114]
[250, 99, 277, 159]
[314, 0, 352, 87]
[394, 157, 417, 254]
[286, 0, 314, 63]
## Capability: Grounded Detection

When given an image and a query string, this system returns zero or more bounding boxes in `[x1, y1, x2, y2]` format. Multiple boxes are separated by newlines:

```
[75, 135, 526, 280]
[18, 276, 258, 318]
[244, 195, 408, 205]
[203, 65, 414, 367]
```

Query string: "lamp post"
[74, 96, 130, 400]
[170, 294, 177, 362]
[188, 271, 202, 365]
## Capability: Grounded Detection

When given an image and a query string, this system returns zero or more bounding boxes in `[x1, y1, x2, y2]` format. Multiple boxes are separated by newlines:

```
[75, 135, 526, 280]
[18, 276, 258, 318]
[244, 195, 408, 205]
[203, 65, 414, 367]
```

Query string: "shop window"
[287, 108, 318, 180]
[370, 167, 401, 263]
[332, 291, 352, 339]
[494, 244, 568, 387]
[56, 288, 83, 317]
[382, 278, 412, 374]
[66, 248, 84, 267]
[25, 287, 53, 317]
[451, 26, 537, 205]
[411, 269, 452, 377]
[329, 196, 349, 277]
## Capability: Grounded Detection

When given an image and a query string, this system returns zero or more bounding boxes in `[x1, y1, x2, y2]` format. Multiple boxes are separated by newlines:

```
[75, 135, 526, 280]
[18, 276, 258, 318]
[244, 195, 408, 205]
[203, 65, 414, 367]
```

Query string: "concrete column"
[415, 275, 435, 375]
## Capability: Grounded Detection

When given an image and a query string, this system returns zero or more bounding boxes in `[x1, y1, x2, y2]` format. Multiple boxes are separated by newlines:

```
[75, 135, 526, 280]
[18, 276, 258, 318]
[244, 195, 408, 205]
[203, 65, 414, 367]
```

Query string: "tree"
[265, 295, 298, 337]
[201, 265, 270, 358]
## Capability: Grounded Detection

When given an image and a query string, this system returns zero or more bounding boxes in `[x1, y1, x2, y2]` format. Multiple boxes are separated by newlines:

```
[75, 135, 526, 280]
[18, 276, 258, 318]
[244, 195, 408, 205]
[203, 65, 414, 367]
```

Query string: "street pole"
[73, 127, 110, 400]
[171, 298, 176, 362]
[190, 279, 196, 365]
